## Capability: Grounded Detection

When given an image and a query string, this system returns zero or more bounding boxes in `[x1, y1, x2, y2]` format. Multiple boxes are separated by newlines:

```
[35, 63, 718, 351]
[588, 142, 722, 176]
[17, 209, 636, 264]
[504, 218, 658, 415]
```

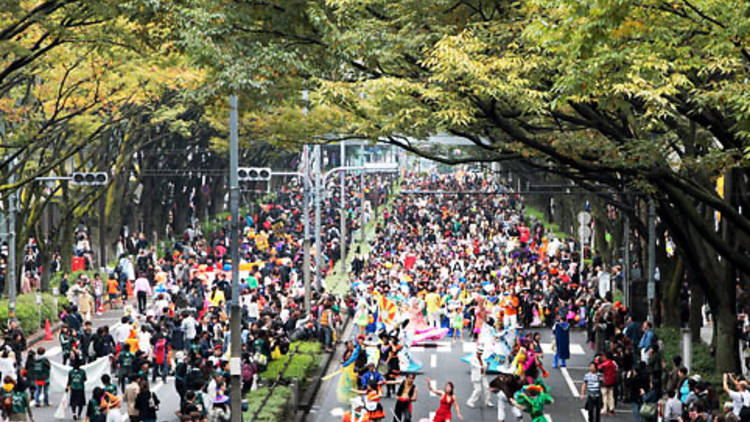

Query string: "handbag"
[639, 402, 657, 419]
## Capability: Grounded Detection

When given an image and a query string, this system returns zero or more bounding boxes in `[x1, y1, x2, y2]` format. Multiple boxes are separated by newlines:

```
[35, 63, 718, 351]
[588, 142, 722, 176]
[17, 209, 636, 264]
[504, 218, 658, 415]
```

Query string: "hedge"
[244, 386, 292, 422]
[0, 292, 69, 334]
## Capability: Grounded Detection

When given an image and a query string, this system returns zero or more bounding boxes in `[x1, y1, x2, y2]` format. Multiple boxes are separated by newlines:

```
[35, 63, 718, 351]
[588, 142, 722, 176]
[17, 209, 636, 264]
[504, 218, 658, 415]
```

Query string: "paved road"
[24, 311, 182, 422]
[311, 328, 635, 422]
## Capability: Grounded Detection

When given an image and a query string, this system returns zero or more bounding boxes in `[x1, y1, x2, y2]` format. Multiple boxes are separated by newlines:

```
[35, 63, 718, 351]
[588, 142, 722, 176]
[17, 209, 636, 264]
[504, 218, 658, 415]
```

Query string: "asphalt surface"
[310, 327, 636, 422]
[24, 310, 182, 422]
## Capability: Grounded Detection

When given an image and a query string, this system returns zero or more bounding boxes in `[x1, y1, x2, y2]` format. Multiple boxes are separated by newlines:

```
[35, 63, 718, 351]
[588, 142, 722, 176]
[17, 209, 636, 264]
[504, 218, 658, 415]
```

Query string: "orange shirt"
[107, 279, 119, 294]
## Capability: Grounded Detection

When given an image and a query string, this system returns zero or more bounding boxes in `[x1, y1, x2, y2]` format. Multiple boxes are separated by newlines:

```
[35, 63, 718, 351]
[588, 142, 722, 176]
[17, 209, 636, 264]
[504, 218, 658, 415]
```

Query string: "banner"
[50, 356, 111, 394]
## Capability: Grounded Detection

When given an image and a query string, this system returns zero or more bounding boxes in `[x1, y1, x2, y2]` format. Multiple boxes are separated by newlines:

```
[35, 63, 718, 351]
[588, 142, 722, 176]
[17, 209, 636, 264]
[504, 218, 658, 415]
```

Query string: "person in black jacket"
[134, 379, 159, 422]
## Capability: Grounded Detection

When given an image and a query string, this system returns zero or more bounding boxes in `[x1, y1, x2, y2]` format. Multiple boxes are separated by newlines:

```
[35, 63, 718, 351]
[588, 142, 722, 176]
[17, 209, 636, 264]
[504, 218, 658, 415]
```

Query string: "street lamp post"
[313, 145, 323, 291]
[228, 94, 242, 422]
[339, 141, 346, 277]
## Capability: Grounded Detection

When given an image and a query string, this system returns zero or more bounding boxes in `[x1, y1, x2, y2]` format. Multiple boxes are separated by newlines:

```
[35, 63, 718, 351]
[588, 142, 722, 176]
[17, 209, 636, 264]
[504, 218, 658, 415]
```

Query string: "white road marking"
[581, 409, 589, 421]
[429, 379, 437, 397]
[541, 343, 585, 355]
[570, 344, 585, 355]
[153, 381, 164, 392]
[411, 347, 425, 353]
[437, 344, 451, 353]
[430, 354, 437, 368]
[331, 407, 346, 417]
[560, 367, 579, 397]
[463, 342, 476, 353]
[546, 413, 553, 421]
[429, 411, 435, 420]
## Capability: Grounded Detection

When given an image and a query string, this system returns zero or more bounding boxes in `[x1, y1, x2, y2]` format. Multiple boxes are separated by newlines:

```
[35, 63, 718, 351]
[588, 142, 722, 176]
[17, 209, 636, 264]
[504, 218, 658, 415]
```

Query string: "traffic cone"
[44, 319, 53, 341]
[126, 280, 133, 299]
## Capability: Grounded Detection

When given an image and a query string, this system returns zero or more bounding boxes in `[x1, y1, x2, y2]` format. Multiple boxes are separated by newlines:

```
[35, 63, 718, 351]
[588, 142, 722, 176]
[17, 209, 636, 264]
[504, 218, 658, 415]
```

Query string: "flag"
[379, 296, 397, 326]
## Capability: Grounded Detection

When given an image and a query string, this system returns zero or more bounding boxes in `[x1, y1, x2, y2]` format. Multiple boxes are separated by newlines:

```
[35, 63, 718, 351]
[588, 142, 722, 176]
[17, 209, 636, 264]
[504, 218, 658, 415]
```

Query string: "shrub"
[244, 386, 292, 422]
[0, 293, 63, 334]
[292, 341, 322, 355]
[656, 327, 719, 385]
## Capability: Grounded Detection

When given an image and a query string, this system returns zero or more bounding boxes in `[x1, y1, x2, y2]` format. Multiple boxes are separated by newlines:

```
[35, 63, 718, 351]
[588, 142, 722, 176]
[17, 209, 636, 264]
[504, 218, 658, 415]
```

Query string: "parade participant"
[466, 346, 493, 408]
[383, 337, 402, 398]
[29, 347, 50, 407]
[85, 387, 106, 422]
[7, 381, 34, 422]
[341, 397, 368, 422]
[66, 360, 87, 420]
[580, 362, 603, 422]
[426, 378, 463, 422]
[552, 314, 570, 368]
[512, 384, 553, 422]
[489, 368, 524, 422]
[360, 361, 385, 390]
[352, 380, 385, 422]
[384, 373, 417, 422]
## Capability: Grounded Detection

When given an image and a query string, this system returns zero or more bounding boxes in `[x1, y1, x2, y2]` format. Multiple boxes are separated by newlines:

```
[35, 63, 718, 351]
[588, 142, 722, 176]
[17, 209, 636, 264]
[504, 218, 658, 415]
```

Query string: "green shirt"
[118, 351, 134, 374]
[68, 368, 87, 390]
[32, 357, 51, 380]
[11, 391, 28, 414]
[104, 383, 118, 396]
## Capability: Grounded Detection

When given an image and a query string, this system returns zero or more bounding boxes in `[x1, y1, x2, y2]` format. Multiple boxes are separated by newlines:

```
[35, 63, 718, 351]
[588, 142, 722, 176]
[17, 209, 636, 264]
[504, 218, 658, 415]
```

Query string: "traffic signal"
[237, 167, 272, 181]
[71, 172, 108, 186]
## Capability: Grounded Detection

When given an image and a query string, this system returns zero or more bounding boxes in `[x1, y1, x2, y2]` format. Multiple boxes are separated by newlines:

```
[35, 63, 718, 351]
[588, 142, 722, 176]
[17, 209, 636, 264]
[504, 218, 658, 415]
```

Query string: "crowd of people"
[3, 168, 750, 422]
[333, 171, 750, 422]
[0, 172, 394, 422]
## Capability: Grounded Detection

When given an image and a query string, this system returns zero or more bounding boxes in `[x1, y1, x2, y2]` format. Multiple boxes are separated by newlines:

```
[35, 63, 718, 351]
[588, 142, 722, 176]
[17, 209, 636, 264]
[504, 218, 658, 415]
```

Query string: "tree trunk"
[662, 256, 683, 328]
[689, 279, 703, 343]
[714, 303, 740, 373]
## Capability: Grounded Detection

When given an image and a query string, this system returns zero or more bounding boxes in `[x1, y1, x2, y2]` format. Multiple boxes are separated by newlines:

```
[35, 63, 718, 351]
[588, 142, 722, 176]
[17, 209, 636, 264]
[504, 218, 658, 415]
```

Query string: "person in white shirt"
[466, 346, 493, 408]
[181, 313, 197, 347]
[723, 373, 750, 418]
[113, 317, 133, 346]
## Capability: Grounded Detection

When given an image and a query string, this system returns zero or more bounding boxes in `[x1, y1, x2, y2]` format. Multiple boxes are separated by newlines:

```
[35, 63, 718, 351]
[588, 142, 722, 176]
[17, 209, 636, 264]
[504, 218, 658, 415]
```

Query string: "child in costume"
[512, 384, 553, 422]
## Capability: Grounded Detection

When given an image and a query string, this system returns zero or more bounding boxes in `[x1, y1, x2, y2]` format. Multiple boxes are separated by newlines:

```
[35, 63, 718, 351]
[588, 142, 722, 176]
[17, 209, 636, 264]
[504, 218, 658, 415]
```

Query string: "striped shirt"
[584, 372, 602, 394]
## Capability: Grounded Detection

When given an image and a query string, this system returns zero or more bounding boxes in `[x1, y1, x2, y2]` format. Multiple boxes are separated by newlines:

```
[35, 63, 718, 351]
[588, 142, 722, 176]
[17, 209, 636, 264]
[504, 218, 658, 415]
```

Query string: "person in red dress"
[426, 378, 464, 422]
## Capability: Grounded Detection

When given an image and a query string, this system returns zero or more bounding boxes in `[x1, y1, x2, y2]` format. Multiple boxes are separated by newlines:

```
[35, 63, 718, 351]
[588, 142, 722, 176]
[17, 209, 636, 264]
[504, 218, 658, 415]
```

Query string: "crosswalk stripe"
[546, 413, 553, 421]
[570, 344, 585, 355]
[541, 343, 585, 355]
[429, 380, 437, 397]
[463, 342, 476, 353]
[560, 368, 580, 397]
[430, 354, 437, 368]
[429, 411, 435, 420]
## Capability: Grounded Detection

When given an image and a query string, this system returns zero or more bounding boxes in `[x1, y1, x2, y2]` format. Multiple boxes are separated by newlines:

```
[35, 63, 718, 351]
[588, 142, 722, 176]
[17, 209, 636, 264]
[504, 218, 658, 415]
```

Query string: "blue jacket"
[638, 329, 653, 350]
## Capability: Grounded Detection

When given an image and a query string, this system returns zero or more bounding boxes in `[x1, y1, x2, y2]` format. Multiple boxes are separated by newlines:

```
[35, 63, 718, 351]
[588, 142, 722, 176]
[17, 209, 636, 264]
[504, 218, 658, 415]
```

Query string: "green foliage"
[244, 386, 292, 422]
[0, 293, 63, 334]
[291, 341, 322, 355]
[656, 327, 719, 385]
[524, 206, 569, 240]
[260, 352, 318, 381]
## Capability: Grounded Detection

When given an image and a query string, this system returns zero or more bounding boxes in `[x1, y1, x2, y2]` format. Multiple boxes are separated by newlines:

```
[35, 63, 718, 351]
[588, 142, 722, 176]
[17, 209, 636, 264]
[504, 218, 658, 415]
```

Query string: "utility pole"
[647, 199, 656, 323]
[623, 215, 631, 309]
[360, 143, 366, 243]
[339, 141, 346, 276]
[314, 145, 322, 291]
[302, 145, 312, 314]
[228, 94, 242, 422]
[7, 158, 17, 322]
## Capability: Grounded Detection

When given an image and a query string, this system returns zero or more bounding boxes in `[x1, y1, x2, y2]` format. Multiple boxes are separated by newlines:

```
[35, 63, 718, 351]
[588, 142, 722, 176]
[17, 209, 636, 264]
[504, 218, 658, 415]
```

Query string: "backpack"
[241, 362, 255, 383]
